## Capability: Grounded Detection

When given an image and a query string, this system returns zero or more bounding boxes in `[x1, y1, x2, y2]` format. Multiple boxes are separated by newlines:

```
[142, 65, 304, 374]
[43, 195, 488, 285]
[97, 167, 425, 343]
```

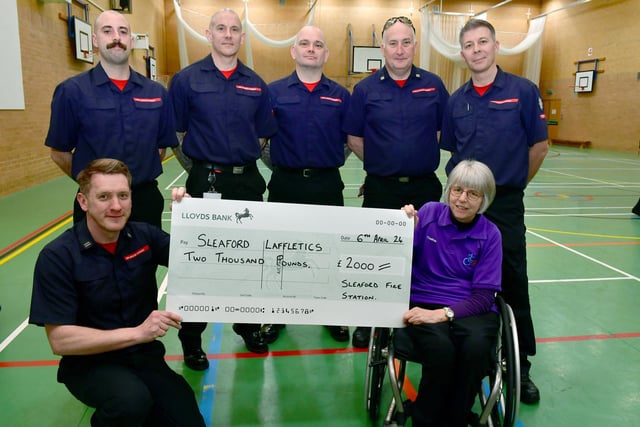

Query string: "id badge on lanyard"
[203, 169, 222, 199]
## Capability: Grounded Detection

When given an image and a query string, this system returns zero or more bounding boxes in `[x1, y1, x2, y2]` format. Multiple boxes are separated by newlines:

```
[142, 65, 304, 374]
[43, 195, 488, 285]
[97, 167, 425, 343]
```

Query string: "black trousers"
[267, 167, 344, 206]
[483, 187, 537, 361]
[362, 173, 442, 210]
[74, 180, 164, 228]
[405, 311, 499, 427]
[59, 341, 204, 427]
[181, 161, 267, 345]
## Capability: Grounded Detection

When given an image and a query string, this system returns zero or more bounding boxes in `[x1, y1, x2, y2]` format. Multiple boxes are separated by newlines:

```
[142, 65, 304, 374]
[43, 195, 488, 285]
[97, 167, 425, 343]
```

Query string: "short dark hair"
[76, 158, 132, 195]
[459, 18, 496, 46]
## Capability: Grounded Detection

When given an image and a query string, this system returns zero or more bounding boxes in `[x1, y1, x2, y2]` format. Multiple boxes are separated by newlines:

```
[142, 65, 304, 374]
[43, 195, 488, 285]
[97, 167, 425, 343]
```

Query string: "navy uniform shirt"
[170, 55, 278, 165]
[45, 63, 178, 186]
[343, 65, 449, 177]
[30, 221, 170, 341]
[440, 67, 548, 189]
[268, 72, 350, 169]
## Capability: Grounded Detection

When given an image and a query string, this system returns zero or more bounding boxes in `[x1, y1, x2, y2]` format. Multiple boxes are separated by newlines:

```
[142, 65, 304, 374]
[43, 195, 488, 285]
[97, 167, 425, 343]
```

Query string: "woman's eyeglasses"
[450, 186, 483, 201]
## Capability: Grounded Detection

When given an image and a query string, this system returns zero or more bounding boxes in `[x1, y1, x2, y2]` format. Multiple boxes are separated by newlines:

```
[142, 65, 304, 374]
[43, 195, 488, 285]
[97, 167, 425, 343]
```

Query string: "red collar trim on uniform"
[97, 241, 118, 254]
[395, 79, 408, 88]
[473, 82, 493, 96]
[221, 67, 237, 79]
[110, 78, 128, 91]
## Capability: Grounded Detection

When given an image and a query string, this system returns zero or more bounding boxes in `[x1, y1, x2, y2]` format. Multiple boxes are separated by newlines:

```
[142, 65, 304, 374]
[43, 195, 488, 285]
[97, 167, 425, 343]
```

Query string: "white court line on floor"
[543, 168, 625, 188]
[0, 318, 29, 353]
[530, 276, 632, 284]
[527, 230, 640, 283]
[530, 182, 639, 187]
[165, 170, 187, 190]
[525, 207, 632, 210]
[0, 275, 170, 354]
[526, 213, 634, 217]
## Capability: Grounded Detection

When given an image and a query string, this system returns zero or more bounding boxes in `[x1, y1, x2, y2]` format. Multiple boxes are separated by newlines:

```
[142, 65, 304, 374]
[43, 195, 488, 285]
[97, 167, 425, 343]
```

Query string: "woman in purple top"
[401, 159, 502, 427]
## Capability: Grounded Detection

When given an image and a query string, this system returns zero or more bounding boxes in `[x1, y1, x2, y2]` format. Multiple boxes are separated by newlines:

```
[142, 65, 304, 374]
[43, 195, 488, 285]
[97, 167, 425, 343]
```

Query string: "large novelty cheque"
[167, 198, 413, 327]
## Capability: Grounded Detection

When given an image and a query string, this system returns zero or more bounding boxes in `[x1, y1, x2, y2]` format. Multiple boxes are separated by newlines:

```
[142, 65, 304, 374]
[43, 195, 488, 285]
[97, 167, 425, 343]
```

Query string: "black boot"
[520, 360, 540, 404]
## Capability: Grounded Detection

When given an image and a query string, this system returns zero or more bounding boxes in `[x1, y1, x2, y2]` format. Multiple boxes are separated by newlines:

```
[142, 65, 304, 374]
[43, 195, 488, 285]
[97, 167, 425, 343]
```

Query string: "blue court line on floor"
[199, 323, 223, 426]
[481, 380, 525, 427]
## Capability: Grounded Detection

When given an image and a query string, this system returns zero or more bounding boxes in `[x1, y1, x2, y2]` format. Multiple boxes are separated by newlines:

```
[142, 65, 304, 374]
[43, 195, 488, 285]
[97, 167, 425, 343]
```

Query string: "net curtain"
[419, 7, 546, 89]
[172, 1, 543, 85]
[173, 0, 316, 70]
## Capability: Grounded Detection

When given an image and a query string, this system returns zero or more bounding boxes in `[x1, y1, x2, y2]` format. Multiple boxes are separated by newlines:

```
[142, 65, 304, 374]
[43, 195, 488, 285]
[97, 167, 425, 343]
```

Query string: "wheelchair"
[364, 296, 520, 427]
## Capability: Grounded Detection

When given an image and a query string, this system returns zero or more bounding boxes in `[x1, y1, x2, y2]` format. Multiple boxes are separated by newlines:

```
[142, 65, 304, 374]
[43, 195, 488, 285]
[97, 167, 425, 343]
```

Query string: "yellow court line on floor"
[0, 217, 72, 266]
[528, 227, 640, 240]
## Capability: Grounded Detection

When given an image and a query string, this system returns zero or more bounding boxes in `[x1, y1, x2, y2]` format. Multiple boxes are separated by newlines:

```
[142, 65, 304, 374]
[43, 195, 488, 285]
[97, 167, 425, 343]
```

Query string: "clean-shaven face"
[291, 26, 329, 70]
[448, 185, 484, 223]
[381, 22, 416, 78]
[459, 26, 500, 74]
[78, 173, 131, 241]
[207, 11, 245, 58]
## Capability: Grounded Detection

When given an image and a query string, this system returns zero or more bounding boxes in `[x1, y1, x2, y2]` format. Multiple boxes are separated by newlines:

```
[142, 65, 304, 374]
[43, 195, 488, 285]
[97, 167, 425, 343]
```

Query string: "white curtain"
[172, 0, 316, 70]
[420, 7, 546, 86]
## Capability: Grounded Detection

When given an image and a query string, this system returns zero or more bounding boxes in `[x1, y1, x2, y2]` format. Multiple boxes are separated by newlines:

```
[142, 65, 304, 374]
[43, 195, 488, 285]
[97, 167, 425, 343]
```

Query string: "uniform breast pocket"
[489, 102, 520, 118]
[408, 90, 440, 121]
[365, 92, 393, 120]
[235, 86, 262, 113]
[366, 92, 393, 104]
[75, 264, 113, 310]
[189, 82, 223, 114]
[190, 82, 220, 95]
[319, 97, 342, 108]
[131, 99, 164, 136]
[276, 95, 301, 106]
[487, 101, 520, 132]
[133, 99, 163, 110]
[273, 95, 301, 126]
[452, 103, 476, 141]
[80, 98, 118, 134]
[125, 248, 156, 287]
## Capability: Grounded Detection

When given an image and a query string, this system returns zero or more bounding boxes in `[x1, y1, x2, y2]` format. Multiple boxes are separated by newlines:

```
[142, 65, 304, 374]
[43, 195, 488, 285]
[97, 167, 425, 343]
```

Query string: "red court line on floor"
[0, 211, 72, 258]
[536, 331, 640, 343]
[3, 332, 639, 369]
[166, 346, 368, 361]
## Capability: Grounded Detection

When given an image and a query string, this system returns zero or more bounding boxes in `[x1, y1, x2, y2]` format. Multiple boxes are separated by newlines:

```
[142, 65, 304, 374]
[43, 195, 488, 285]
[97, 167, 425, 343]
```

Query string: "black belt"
[276, 166, 338, 178]
[372, 174, 433, 183]
[194, 160, 256, 175]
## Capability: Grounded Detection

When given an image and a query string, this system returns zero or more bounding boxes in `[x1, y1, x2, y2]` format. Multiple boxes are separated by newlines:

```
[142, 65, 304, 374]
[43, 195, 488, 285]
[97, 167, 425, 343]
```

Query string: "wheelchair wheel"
[365, 327, 391, 420]
[494, 296, 520, 427]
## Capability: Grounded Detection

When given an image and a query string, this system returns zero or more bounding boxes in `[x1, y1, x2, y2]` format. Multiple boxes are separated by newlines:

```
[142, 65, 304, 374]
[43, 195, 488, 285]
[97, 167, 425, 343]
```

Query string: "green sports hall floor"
[1, 146, 639, 427]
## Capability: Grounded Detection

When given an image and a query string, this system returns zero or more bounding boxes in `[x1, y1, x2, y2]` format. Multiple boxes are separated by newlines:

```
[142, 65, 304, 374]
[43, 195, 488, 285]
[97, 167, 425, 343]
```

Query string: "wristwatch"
[443, 306, 455, 322]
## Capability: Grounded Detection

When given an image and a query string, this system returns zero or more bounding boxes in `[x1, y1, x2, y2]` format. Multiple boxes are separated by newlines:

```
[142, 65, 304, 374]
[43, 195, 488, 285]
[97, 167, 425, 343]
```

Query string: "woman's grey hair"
[443, 159, 496, 214]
